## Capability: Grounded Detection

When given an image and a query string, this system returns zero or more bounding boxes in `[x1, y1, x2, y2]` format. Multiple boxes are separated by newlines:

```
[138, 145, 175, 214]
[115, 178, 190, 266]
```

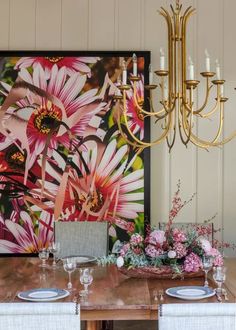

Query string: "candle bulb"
[122, 60, 127, 85]
[160, 48, 165, 70]
[116, 76, 122, 96]
[149, 64, 153, 85]
[216, 59, 220, 80]
[205, 49, 210, 72]
[132, 53, 137, 76]
[188, 56, 194, 80]
[220, 85, 224, 97]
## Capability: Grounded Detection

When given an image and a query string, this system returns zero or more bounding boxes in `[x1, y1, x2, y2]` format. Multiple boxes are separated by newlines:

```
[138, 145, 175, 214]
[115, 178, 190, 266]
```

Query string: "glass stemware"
[202, 255, 213, 287]
[49, 242, 60, 269]
[213, 266, 226, 295]
[79, 268, 93, 296]
[38, 248, 49, 268]
[63, 257, 76, 292]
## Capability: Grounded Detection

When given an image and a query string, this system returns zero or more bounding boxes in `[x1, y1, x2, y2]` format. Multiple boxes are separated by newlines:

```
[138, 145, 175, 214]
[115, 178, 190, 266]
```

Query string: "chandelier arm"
[159, 7, 174, 99]
[121, 91, 173, 147]
[179, 88, 194, 146]
[211, 101, 224, 143]
[132, 81, 167, 118]
[199, 97, 221, 119]
[181, 7, 196, 102]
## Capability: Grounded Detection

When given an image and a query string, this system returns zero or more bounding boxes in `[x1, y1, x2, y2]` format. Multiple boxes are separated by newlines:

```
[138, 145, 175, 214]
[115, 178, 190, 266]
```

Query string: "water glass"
[202, 255, 213, 287]
[213, 266, 226, 294]
[79, 268, 93, 296]
[49, 242, 60, 269]
[38, 248, 49, 268]
[63, 257, 77, 291]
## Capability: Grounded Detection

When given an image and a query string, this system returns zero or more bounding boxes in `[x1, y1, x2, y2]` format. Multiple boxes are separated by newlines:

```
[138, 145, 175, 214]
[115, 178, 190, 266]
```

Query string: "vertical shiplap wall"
[1, 0, 236, 251]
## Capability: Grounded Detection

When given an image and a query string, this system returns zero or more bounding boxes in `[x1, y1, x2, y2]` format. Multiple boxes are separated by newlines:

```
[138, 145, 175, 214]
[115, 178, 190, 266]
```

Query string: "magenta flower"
[130, 233, 143, 246]
[184, 252, 202, 273]
[172, 228, 186, 243]
[173, 242, 187, 258]
[15, 56, 100, 77]
[145, 244, 163, 258]
[120, 243, 130, 257]
[146, 230, 166, 247]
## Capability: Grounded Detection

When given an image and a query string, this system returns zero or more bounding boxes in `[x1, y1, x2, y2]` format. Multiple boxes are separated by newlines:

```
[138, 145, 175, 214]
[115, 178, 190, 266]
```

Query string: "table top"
[0, 257, 235, 321]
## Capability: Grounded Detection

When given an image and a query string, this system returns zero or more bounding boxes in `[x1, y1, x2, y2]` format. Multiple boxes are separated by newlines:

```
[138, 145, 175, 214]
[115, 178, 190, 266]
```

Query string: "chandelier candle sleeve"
[122, 60, 127, 85]
[220, 85, 224, 97]
[205, 49, 210, 72]
[160, 48, 165, 70]
[149, 64, 153, 84]
[216, 60, 220, 79]
[188, 57, 194, 80]
[132, 53, 138, 76]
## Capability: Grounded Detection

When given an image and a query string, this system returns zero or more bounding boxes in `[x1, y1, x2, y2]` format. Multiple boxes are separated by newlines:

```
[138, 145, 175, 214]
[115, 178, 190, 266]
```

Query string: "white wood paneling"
[117, 0, 142, 50]
[196, 0, 223, 233]
[9, 0, 36, 49]
[62, 0, 89, 50]
[0, 0, 10, 49]
[89, 0, 115, 50]
[36, 0, 62, 49]
[0, 0, 236, 250]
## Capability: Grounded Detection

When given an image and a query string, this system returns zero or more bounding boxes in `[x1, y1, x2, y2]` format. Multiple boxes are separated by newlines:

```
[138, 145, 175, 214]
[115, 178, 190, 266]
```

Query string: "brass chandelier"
[114, 0, 236, 152]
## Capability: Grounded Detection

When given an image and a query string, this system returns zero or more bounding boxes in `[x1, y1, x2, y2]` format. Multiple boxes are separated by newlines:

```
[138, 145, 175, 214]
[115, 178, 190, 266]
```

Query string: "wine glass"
[202, 255, 213, 287]
[63, 257, 77, 292]
[79, 268, 93, 296]
[38, 248, 49, 268]
[49, 242, 60, 269]
[213, 266, 226, 295]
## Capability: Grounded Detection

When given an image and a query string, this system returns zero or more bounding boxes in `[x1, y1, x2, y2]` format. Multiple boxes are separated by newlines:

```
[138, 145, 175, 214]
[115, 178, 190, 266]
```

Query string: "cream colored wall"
[1, 0, 236, 253]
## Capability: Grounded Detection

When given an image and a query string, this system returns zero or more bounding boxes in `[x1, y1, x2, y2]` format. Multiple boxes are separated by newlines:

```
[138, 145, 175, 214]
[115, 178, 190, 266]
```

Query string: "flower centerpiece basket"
[99, 182, 228, 279]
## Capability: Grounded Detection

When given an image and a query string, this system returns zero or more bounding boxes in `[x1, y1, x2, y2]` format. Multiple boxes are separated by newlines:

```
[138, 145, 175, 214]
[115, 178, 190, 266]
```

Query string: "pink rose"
[172, 228, 186, 243]
[147, 230, 166, 247]
[130, 233, 143, 246]
[199, 238, 212, 254]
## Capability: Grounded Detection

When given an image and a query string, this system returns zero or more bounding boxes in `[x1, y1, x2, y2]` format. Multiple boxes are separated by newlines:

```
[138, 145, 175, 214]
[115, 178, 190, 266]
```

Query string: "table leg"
[86, 320, 101, 330]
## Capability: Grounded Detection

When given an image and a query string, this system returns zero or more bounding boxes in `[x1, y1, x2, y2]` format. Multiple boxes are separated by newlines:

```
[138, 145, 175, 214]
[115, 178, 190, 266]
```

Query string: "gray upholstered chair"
[158, 303, 236, 330]
[55, 221, 109, 258]
[0, 302, 80, 330]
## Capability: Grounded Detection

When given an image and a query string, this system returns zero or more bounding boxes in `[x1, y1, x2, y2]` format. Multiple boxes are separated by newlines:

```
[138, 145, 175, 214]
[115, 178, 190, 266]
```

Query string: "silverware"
[159, 289, 164, 302]
[153, 289, 158, 302]
[222, 289, 229, 301]
[215, 291, 222, 302]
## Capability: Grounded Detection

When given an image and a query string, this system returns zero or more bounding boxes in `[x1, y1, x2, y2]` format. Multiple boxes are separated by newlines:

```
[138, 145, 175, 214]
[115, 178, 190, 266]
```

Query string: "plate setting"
[61, 255, 97, 265]
[18, 288, 70, 302]
[166, 286, 215, 300]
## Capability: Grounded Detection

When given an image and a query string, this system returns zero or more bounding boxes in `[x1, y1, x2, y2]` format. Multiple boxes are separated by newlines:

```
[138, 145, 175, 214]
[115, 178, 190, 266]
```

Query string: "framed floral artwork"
[0, 51, 150, 255]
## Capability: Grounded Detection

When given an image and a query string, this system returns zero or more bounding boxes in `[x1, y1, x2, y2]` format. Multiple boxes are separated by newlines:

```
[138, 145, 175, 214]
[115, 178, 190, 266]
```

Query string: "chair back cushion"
[159, 303, 236, 330]
[0, 302, 80, 330]
[55, 221, 108, 258]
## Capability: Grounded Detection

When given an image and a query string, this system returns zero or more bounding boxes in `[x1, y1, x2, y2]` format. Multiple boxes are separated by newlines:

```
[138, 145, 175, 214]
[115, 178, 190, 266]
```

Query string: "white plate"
[62, 255, 97, 265]
[18, 288, 70, 302]
[166, 286, 215, 300]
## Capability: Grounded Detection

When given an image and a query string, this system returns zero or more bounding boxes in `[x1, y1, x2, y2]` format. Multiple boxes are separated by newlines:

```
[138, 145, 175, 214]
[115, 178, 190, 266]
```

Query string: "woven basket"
[119, 265, 204, 279]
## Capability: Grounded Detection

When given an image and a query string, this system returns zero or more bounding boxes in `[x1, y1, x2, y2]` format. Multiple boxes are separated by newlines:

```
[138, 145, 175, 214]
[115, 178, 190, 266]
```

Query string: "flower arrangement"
[99, 181, 231, 278]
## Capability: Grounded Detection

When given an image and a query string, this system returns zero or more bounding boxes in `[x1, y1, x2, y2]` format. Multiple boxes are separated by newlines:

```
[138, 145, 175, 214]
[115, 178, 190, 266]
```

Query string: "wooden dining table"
[0, 257, 235, 330]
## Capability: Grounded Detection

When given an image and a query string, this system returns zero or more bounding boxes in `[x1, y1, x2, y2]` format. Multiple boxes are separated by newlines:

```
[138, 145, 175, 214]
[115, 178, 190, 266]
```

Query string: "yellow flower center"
[45, 57, 64, 63]
[34, 104, 61, 135]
